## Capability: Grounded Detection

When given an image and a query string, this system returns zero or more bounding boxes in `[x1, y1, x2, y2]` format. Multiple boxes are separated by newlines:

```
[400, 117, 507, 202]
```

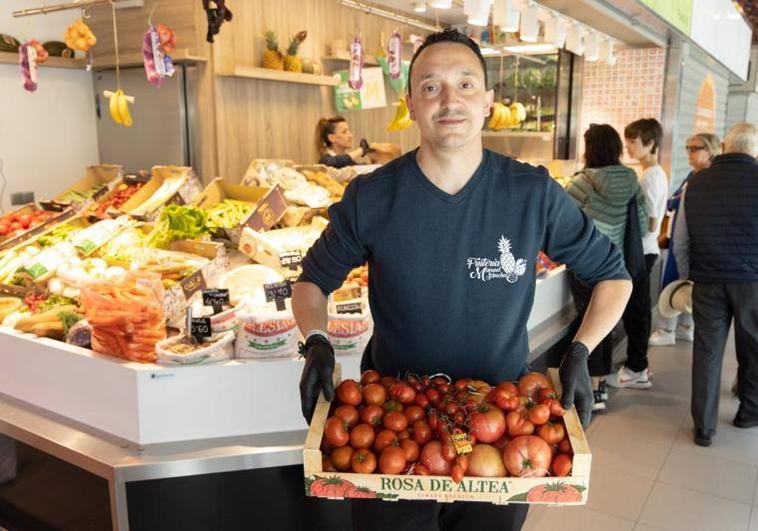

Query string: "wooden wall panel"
[212, 0, 427, 181]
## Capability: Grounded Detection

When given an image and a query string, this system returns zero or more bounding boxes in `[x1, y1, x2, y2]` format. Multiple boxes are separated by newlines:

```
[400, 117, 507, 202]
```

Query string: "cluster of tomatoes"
[93, 182, 144, 218]
[321, 371, 575, 483]
[0, 209, 55, 238]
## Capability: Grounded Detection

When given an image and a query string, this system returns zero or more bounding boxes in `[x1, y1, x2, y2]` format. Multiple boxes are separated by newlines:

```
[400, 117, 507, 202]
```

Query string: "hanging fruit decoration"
[203, 0, 233, 44]
[64, 19, 97, 52]
[143, 21, 176, 87]
[104, 1, 135, 127]
[387, 97, 412, 132]
[388, 31, 402, 80]
[348, 35, 364, 90]
[18, 42, 39, 92]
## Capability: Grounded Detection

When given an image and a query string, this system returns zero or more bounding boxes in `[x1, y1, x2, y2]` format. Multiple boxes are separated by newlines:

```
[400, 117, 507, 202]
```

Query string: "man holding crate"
[293, 28, 632, 531]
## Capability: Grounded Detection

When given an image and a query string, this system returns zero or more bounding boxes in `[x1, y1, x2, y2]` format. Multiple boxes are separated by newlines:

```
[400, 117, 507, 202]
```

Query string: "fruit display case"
[303, 366, 590, 506]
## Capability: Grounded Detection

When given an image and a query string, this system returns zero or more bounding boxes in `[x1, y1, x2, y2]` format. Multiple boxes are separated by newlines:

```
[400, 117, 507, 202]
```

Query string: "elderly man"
[674, 122, 758, 447]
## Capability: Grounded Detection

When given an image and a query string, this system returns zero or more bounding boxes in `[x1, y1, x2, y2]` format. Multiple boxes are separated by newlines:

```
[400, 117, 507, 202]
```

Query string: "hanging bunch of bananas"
[107, 89, 134, 128]
[488, 101, 527, 130]
[387, 97, 413, 132]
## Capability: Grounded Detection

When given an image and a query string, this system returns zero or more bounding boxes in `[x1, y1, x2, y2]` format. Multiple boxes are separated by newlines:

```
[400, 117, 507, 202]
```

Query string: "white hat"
[658, 280, 694, 319]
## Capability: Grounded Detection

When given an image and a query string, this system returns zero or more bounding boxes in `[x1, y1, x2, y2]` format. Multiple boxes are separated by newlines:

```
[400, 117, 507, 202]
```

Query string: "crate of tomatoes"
[303, 366, 590, 505]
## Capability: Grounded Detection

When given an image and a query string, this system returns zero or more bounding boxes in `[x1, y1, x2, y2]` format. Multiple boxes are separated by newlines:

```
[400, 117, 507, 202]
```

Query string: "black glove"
[299, 334, 336, 424]
[559, 341, 593, 428]
[359, 138, 374, 157]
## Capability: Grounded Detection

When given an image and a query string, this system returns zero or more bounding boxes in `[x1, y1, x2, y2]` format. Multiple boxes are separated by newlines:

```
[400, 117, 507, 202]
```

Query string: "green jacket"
[566, 165, 648, 254]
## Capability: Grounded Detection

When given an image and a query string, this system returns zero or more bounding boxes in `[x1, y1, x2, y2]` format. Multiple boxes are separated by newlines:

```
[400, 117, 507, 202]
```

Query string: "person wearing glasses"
[315, 116, 377, 168]
[649, 133, 721, 347]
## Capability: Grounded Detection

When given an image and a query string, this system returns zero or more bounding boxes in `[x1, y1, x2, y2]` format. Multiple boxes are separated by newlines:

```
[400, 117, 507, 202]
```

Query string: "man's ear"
[406, 91, 415, 121]
[485, 89, 495, 116]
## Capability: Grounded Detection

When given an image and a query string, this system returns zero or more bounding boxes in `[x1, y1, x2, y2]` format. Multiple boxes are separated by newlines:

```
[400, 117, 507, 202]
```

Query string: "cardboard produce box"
[0, 205, 76, 252]
[120, 165, 203, 220]
[46, 164, 123, 210]
[193, 178, 287, 244]
[241, 159, 295, 187]
[303, 367, 591, 506]
[237, 225, 323, 275]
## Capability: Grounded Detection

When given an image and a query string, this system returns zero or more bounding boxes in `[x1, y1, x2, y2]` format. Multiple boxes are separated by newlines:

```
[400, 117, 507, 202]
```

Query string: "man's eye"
[423, 85, 438, 93]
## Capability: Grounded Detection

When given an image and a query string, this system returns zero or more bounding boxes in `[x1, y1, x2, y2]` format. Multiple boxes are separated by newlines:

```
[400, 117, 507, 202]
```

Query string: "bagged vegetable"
[235, 303, 300, 359]
[328, 300, 373, 356]
[81, 271, 166, 363]
[156, 330, 235, 365]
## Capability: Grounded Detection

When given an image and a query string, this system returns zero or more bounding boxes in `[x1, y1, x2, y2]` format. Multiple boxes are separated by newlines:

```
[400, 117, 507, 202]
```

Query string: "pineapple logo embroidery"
[466, 235, 527, 283]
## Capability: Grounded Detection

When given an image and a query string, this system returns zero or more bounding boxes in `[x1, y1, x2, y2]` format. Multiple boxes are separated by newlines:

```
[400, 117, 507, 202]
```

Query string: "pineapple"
[498, 236, 516, 274]
[284, 30, 307, 72]
[262, 30, 284, 70]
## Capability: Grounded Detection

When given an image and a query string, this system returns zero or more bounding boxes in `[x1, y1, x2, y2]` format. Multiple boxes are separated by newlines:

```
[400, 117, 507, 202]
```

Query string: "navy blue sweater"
[300, 149, 627, 383]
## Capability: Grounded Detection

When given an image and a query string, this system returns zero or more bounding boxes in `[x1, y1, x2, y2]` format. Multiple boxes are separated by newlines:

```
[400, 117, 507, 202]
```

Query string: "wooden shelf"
[219, 65, 340, 86]
[91, 48, 207, 69]
[0, 51, 85, 69]
[322, 50, 379, 66]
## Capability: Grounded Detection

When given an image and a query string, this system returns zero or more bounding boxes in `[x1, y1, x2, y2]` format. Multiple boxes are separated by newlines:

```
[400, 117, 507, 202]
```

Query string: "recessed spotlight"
[413, 2, 427, 12]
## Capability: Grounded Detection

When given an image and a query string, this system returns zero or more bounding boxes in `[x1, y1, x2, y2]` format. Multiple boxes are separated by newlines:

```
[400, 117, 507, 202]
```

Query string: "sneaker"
[604, 366, 653, 389]
[592, 390, 606, 411]
[649, 329, 676, 346]
[597, 380, 609, 401]
[675, 324, 694, 342]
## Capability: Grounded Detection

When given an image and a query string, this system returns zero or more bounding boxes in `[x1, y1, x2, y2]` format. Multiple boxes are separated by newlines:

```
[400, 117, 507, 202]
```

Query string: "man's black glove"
[559, 341, 593, 428]
[299, 334, 336, 424]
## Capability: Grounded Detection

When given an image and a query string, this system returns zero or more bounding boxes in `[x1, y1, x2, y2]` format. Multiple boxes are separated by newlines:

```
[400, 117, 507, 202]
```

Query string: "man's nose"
[440, 84, 460, 105]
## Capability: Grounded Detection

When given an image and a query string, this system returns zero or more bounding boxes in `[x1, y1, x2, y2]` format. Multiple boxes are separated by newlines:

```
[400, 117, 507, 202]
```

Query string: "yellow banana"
[487, 103, 502, 130]
[109, 89, 123, 125]
[509, 102, 526, 124]
[118, 91, 133, 128]
[387, 98, 412, 132]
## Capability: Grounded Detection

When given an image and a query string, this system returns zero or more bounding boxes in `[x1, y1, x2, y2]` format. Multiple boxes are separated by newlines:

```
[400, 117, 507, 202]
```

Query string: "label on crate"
[451, 432, 473, 455]
[181, 270, 207, 299]
[166, 192, 185, 206]
[279, 250, 303, 270]
[335, 301, 363, 315]
[202, 288, 229, 314]
[264, 280, 292, 311]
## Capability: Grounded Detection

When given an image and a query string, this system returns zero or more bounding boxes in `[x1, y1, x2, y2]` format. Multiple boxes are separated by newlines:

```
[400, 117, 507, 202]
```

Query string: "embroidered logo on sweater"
[466, 236, 527, 283]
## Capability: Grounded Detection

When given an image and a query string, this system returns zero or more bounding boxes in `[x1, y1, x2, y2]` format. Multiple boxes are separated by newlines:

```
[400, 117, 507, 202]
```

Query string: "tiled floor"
[523, 335, 758, 531]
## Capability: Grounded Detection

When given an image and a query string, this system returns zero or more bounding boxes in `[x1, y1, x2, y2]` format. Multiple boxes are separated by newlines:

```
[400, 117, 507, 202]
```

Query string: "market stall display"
[304, 367, 590, 505]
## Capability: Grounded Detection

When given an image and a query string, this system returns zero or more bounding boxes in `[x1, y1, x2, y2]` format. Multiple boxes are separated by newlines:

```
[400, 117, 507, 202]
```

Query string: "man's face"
[406, 42, 494, 150]
[624, 135, 654, 160]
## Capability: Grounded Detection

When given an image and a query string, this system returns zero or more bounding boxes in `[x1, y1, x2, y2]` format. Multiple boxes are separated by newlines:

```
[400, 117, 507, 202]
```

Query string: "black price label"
[279, 250, 303, 270]
[264, 280, 292, 311]
[336, 301, 363, 315]
[190, 317, 212, 340]
[202, 288, 230, 314]
[166, 192, 185, 206]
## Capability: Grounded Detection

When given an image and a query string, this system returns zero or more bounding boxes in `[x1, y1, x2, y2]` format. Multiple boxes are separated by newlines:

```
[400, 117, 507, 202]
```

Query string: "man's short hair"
[723, 123, 758, 156]
[624, 118, 663, 154]
[407, 28, 487, 96]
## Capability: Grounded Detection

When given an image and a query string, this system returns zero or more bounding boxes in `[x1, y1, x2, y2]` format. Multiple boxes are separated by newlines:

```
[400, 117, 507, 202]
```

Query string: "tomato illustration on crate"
[305, 475, 398, 500]
[508, 482, 586, 503]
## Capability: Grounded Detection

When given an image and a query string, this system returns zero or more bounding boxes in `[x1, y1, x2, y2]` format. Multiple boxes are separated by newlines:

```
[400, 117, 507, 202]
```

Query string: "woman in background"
[315, 116, 375, 168]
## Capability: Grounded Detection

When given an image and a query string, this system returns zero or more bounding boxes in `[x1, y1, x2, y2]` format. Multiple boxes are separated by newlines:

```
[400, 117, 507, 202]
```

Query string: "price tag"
[190, 317, 212, 341]
[202, 288, 229, 314]
[264, 280, 292, 311]
[166, 192, 185, 206]
[336, 301, 363, 315]
[451, 432, 473, 455]
[279, 250, 303, 271]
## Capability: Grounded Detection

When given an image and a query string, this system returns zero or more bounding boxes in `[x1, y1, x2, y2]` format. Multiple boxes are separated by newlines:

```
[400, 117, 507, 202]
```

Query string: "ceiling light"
[585, 32, 599, 61]
[565, 24, 584, 55]
[502, 43, 557, 54]
[519, 4, 539, 42]
[543, 14, 567, 48]
[413, 2, 427, 12]
[430, 0, 452, 8]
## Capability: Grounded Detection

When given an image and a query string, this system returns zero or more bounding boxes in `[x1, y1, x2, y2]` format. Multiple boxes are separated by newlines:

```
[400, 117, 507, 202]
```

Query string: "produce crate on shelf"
[237, 224, 323, 275]
[240, 158, 295, 187]
[0, 204, 76, 253]
[193, 178, 287, 245]
[303, 367, 591, 506]
[44, 164, 123, 211]
[120, 165, 203, 220]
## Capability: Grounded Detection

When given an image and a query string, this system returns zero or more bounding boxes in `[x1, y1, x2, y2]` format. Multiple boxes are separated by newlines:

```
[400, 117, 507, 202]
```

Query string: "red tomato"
[527, 404, 551, 426]
[336, 380, 362, 406]
[441, 437, 457, 462]
[558, 438, 573, 455]
[360, 370, 381, 386]
[379, 445, 407, 474]
[414, 464, 430, 476]
[397, 429, 410, 441]
[351, 449, 377, 474]
[374, 429, 399, 452]
[362, 383, 386, 406]
[502, 436, 552, 477]
[383, 400, 404, 414]
[451, 464, 464, 483]
[455, 454, 469, 473]
[331, 446, 354, 471]
[426, 388, 440, 404]
[17, 214, 32, 228]
[324, 416, 349, 448]
[389, 382, 416, 404]
[420, 441, 452, 476]
[506, 410, 535, 437]
[400, 439, 420, 462]
[350, 423, 376, 449]
[322, 456, 337, 472]
[517, 372, 554, 400]
[444, 402, 460, 416]
[380, 376, 397, 390]
[414, 393, 430, 408]
[469, 404, 506, 443]
[360, 404, 384, 426]
[411, 420, 433, 445]
[334, 405, 359, 428]
[454, 378, 472, 392]
[467, 443, 506, 477]
[9, 222, 22, 232]
[537, 422, 565, 445]
[383, 411, 409, 432]
[542, 397, 566, 418]
[538, 388, 559, 402]
[404, 405, 426, 423]
[552, 453, 573, 476]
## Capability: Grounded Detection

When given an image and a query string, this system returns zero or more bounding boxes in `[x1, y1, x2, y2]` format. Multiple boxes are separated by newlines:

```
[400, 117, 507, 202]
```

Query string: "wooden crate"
[303, 367, 591, 505]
